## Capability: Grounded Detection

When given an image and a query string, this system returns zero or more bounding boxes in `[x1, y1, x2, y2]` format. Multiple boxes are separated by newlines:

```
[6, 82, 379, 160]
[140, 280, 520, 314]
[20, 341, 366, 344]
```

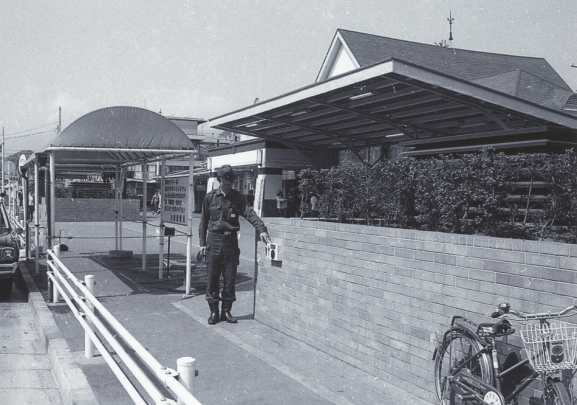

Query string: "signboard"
[18, 154, 27, 172]
[162, 176, 188, 225]
[254, 175, 265, 217]
[19, 154, 27, 179]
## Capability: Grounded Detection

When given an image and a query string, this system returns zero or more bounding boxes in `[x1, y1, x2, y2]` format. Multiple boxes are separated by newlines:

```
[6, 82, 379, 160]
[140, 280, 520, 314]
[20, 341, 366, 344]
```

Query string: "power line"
[5, 122, 58, 137]
[5, 129, 56, 140]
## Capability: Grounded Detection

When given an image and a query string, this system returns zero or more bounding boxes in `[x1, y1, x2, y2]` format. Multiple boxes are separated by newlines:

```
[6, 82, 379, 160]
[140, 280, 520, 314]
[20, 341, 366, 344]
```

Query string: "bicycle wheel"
[544, 380, 571, 405]
[434, 328, 493, 404]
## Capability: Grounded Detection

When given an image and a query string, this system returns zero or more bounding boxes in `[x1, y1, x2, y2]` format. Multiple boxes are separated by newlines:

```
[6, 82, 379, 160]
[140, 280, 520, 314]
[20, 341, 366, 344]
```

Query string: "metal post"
[119, 168, 124, 251]
[142, 160, 147, 271]
[49, 152, 55, 250]
[34, 162, 40, 276]
[158, 156, 165, 279]
[22, 172, 29, 259]
[185, 153, 195, 295]
[84, 274, 95, 358]
[115, 166, 119, 251]
[166, 235, 171, 279]
[52, 245, 60, 303]
[176, 357, 196, 404]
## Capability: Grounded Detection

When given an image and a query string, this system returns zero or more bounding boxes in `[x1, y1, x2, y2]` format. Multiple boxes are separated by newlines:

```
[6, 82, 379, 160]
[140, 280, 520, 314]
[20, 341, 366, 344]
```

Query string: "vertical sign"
[162, 175, 188, 225]
[254, 175, 265, 217]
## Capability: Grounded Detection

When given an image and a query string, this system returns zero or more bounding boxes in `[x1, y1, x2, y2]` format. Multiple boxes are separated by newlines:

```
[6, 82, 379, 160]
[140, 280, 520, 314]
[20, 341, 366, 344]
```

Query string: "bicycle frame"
[488, 333, 541, 403]
[437, 307, 576, 405]
[437, 318, 501, 404]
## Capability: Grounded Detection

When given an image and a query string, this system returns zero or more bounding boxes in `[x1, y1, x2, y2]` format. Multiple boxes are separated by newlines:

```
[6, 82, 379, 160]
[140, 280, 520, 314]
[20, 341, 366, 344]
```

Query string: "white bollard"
[84, 275, 95, 358]
[52, 245, 61, 303]
[176, 357, 197, 404]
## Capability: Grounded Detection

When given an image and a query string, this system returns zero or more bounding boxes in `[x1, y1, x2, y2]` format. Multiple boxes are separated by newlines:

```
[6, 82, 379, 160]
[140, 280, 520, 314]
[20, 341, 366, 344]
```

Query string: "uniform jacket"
[199, 188, 267, 247]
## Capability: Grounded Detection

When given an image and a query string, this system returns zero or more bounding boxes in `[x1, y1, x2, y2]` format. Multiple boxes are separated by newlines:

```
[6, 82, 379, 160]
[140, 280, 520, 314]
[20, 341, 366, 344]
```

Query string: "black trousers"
[205, 232, 240, 309]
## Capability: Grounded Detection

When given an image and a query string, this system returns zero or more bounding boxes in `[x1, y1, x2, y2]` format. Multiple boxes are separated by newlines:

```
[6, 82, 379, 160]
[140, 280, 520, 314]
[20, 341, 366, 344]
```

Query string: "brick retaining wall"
[55, 198, 140, 222]
[255, 218, 577, 403]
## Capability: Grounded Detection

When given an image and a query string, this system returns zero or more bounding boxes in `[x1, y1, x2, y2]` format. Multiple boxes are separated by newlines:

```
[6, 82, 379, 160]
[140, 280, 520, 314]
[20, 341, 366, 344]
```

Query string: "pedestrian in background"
[246, 189, 255, 206]
[151, 191, 160, 214]
[27, 188, 34, 221]
[276, 190, 287, 217]
[198, 165, 271, 325]
[310, 193, 319, 218]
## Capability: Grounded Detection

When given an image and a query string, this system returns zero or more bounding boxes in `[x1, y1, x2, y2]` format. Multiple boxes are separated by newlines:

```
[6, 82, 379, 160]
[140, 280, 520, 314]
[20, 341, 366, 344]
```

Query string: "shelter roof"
[209, 30, 577, 161]
[209, 59, 577, 158]
[27, 106, 196, 169]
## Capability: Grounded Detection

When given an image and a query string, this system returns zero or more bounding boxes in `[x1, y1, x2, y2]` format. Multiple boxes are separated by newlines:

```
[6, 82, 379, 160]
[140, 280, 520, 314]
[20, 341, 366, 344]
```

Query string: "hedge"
[298, 149, 577, 243]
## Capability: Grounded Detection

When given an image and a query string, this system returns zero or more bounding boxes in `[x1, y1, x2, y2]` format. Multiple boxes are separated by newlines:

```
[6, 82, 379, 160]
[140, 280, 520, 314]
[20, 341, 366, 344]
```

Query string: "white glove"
[260, 232, 271, 244]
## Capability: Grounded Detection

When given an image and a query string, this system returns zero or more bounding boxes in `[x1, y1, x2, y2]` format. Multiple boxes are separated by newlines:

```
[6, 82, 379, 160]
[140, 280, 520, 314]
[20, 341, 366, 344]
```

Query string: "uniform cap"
[218, 165, 236, 182]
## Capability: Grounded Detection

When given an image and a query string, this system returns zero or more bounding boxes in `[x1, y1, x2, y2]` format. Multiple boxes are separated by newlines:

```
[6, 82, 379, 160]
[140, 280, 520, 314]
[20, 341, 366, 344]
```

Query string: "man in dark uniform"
[198, 165, 271, 325]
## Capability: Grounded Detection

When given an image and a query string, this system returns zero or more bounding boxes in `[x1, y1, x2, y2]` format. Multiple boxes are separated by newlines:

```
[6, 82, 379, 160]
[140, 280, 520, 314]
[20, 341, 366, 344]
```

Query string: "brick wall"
[55, 198, 140, 222]
[255, 218, 577, 403]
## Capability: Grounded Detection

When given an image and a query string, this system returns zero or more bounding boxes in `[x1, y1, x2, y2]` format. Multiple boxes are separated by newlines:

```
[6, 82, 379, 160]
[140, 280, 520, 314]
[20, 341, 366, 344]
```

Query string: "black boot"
[207, 302, 219, 325]
[220, 303, 238, 323]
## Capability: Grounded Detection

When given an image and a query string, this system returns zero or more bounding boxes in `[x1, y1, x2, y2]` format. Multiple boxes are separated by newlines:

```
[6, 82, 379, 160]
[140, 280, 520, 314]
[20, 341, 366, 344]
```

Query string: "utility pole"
[58, 107, 62, 134]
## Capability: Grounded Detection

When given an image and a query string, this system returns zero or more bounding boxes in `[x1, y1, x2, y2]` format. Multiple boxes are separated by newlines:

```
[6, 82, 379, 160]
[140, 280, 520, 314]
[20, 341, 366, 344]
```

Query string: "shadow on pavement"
[86, 253, 252, 296]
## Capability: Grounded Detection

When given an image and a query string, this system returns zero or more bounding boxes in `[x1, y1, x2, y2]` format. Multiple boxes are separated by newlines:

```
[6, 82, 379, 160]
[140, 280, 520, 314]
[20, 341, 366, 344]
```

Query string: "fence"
[46, 246, 201, 405]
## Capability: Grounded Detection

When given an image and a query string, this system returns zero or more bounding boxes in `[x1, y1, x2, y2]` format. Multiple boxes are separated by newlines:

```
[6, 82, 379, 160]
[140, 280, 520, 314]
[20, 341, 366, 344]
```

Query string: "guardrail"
[46, 246, 202, 405]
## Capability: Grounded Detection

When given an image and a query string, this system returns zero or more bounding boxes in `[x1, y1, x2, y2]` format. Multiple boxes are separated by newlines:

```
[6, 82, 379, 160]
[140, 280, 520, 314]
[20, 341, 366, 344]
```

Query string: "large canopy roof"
[26, 106, 196, 171]
[209, 58, 577, 161]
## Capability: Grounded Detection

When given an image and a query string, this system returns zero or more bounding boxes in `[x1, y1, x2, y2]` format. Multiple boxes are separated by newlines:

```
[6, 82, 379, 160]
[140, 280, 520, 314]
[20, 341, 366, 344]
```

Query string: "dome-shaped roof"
[51, 106, 193, 150]
[36, 106, 196, 166]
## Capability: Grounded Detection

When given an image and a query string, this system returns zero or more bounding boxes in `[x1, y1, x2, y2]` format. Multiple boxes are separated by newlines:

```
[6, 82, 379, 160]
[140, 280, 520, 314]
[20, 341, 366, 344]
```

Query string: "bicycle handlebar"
[493, 303, 577, 320]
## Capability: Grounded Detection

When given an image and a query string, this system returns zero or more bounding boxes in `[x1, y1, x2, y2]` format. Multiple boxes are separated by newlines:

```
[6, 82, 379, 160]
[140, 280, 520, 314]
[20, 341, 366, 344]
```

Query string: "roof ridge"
[516, 69, 576, 93]
[336, 28, 551, 62]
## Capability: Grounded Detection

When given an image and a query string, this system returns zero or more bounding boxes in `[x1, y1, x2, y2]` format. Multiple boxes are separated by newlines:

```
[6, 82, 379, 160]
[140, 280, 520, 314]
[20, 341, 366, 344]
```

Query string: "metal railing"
[46, 246, 202, 405]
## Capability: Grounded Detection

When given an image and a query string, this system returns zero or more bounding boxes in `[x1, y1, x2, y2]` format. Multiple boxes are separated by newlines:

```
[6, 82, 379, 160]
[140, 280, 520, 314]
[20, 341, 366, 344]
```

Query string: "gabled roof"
[336, 29, 571, 89]
[317, 29, 574, 109]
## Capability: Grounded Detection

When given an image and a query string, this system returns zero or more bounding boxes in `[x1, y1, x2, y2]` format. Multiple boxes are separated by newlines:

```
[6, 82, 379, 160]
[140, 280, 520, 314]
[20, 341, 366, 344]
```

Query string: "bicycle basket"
[520, 322, 577, 372]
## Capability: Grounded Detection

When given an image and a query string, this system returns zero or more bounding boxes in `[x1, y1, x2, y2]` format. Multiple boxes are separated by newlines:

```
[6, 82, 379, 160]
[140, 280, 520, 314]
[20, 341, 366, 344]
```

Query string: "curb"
[19, 262, 100, 405]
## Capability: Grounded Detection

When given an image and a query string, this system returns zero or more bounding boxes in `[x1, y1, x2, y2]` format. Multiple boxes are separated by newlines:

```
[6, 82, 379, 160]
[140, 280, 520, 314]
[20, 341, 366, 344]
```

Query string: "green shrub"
[298, 149, 576, 243]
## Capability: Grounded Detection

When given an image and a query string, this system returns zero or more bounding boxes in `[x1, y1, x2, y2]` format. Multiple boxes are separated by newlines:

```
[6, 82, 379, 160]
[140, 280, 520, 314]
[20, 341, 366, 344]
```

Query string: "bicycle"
[433, 303, 577, 405]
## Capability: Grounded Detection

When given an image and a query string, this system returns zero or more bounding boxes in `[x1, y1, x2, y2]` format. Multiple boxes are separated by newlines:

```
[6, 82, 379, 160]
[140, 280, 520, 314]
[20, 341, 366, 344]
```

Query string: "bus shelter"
[22, 106, 198, 294]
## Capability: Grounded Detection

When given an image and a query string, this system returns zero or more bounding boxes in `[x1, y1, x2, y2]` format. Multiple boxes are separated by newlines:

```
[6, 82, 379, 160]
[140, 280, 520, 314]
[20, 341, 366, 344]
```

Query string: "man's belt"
[210, 230, 237, 236]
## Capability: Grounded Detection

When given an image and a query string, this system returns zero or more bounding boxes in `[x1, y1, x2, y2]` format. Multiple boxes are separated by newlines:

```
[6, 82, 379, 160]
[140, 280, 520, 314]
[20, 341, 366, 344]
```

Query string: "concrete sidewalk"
[21, 219, 423, 405]
[4, 263, 99, 405]
[0, 271, 64, 405]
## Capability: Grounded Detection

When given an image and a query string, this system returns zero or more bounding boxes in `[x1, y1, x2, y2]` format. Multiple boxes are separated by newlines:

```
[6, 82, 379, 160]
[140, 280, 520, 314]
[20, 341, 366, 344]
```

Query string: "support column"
[34, 162, 40, 276]
[49, 152, 55, 250]
[115, 166, 119, 251]
[22, 170, 29, 259]
[185, 153, 195, 295]
[119, 168, 124, 251]
[142, 160, 147, 271]
[158, 157, 165, 280]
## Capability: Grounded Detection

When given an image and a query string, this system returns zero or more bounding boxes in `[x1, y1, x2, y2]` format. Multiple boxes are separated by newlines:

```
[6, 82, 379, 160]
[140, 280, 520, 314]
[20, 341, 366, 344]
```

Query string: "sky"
[1, 0, 576, 154]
